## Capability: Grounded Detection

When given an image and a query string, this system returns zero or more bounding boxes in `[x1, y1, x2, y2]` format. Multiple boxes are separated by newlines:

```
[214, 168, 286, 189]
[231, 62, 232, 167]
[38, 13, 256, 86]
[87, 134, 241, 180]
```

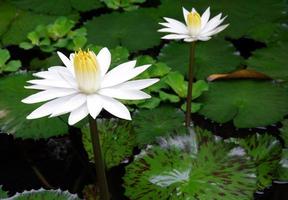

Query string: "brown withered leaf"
[207, 69, 271, 81]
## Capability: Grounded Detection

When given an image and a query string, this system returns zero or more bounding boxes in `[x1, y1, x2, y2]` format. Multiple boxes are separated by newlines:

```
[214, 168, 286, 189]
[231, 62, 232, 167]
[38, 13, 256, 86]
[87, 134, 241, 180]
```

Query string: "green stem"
[88, 117, 110, 200]
[185, 41, 196, 127]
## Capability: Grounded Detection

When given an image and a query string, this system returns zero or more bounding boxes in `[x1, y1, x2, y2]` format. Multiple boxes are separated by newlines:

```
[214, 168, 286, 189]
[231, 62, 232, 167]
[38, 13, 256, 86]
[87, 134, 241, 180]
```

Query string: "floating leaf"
[207, 69, 270, 82]
[82, 119, 136, 169]
[158, 40, 243, 80]
[0, 186, 8, 198]
[198, 80, 288, 128]
[238, 134, 282, 189]
[133, 106, 185, 146]
[29, 54, 61, 70]
[101, 0, 146, 11]
[124, 130, 257, 199]
[4, 188, 80, 200]
[164, 71, 187, 98]
[159, 91, 180, 103]
[247, 43, 288, 81]
[280, 120, 288, 148]
[276, 148, 288, 182]
[85, 10, 161, 51]
[0, 48, 21, 73]
[0, 74, 68, 139]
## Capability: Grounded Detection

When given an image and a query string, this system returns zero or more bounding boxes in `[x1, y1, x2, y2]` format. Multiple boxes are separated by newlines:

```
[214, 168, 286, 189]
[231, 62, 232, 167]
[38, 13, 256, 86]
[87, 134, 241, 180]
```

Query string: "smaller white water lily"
[158, 7, 229, 42]
[22, 48, 159, 125]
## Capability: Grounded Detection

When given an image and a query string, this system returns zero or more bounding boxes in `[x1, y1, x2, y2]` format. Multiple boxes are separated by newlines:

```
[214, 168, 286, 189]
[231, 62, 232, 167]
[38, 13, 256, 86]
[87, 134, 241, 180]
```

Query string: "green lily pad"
[0, 186, 8, 198]
[82, 119, 136, 169]
[276, 148, 288, 182]
[4, 188, 80, 200]
[132, 106, 185, 146]
[8, 0, 102, 15]
[101, 0, 146, 11]
[198, 80, 288, 128]
[280, 119, 288, 148]
[84, 9, 161, 52]
[0, 74, 68, 139]
[158, 40, 243, 80]
[247, 42, 288, 81]
[238, 133, 282, 189]
[124, 130, 257, 199]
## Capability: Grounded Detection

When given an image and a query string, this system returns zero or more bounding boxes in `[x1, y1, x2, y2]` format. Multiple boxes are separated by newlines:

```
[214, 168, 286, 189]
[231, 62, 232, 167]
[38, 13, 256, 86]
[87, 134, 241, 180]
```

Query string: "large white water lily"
[22, 48, 159, 125]
[158, 7, 229, 42]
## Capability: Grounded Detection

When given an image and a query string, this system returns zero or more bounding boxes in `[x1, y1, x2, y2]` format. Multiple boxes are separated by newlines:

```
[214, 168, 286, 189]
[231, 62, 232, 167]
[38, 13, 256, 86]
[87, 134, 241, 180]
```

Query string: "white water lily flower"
[158, 7, 229, 42]
[22, 48, 159, 125]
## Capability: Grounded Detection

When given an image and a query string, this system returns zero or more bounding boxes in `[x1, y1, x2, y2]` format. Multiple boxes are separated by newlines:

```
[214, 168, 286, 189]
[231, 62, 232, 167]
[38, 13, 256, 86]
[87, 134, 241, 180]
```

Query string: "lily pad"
[85, 9, 161, 51]
[0, 74, 68, 139]
[133, 106, 185, 146]
[0, 186, 8, 198]
[238, 133, 282, 189]
[124, 130, 257, 199]
[158, 40, 243, 80]
[198, 80, 288, 128]
[4, 188, 80, 200]
[82, 119, 136, 169]
[247, 42, 288, 81]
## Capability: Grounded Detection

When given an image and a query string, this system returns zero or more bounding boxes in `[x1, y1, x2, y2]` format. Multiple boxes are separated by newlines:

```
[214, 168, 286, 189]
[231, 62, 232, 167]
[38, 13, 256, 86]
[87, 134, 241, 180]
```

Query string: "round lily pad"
[198, 80, 288, 128]
[0, 74, 68, 139]
[84, 9, 161, 52]
[158, 39, 243, 80]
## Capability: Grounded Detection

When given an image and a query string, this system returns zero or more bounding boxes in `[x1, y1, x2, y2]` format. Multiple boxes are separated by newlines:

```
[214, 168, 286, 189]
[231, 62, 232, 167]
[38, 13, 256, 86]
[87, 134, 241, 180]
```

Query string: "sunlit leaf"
[82, 119, 136, 169]
[0, 186, 8, 199]
[0, 74, 68, 139]
[132, 106, 185, 146]
[198, 80, 288, 128]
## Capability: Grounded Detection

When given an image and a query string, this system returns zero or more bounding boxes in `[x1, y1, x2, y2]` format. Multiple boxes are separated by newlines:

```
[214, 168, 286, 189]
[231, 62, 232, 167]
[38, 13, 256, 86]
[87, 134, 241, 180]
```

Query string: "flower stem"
[185, 41, 196, 127]
[88, 117, 110, 200]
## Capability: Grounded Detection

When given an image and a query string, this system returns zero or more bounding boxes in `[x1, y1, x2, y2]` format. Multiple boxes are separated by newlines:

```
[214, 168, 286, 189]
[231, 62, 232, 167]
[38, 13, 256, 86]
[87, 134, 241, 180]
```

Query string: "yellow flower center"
[187, 11, 201, 35]
[74, 50, 101, 94]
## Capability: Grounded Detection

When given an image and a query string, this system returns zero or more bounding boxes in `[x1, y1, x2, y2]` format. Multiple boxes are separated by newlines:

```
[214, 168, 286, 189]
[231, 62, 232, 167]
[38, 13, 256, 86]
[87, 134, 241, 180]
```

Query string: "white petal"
[182, 7, 190, 24]
[201, 24, 229, 37]
[50, 93, 86, 117]
[98, 88, 151, 100]
[26, 95, 74, 119]
[22, 88, 77, 104]
[87, 94, 103, 119]
[68, 104, 89, 125]
[158, 27, 188, 35]
[161, 34, 190, 40]
[197, 36, 212, 41]
[163, 17, 187, 32]
[27, 79, 76, 89]
[100, 61, 140, 88]
[57, 51, 74, 73]
[201, 7, 210, 29]
[24, 85, 50, 90]
[201, 14, 225, 33]
[97, 47, 111, 77]
[98, 95, 131, 120]
[113, 79, 159, 90]
[184, 38, 198, 42]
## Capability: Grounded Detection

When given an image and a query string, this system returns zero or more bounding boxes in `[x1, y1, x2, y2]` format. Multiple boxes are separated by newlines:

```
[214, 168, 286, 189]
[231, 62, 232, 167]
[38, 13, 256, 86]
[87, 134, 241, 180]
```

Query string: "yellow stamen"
[187, 11, 201, 34]
[74, 50, 101, 94]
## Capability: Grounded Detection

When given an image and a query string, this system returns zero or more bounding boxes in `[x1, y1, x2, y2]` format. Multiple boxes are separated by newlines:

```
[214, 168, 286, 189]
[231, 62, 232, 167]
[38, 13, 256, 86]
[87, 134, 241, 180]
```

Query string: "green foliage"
[158, 40, 243, 80]
[247, 42, 288, 81]
[85, 9, 161, 51]
[8, 0, 102, 15]
[124, 129, 257, 199]
[238, 134, 282, 189]
[82, 119, 136, 169]
[0, 74, 68, 139]
[198, 80, 288, 128]
[3, 188, 80, 200]
[0, 48, 21, 73]
[276, 148, 288, 182]
[0, 186, 8, 198]
[132, 106, 185, 146]
[101, 0, 146, 11]
[280, 120, 288, 148]
[20, 17, 87, 52]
